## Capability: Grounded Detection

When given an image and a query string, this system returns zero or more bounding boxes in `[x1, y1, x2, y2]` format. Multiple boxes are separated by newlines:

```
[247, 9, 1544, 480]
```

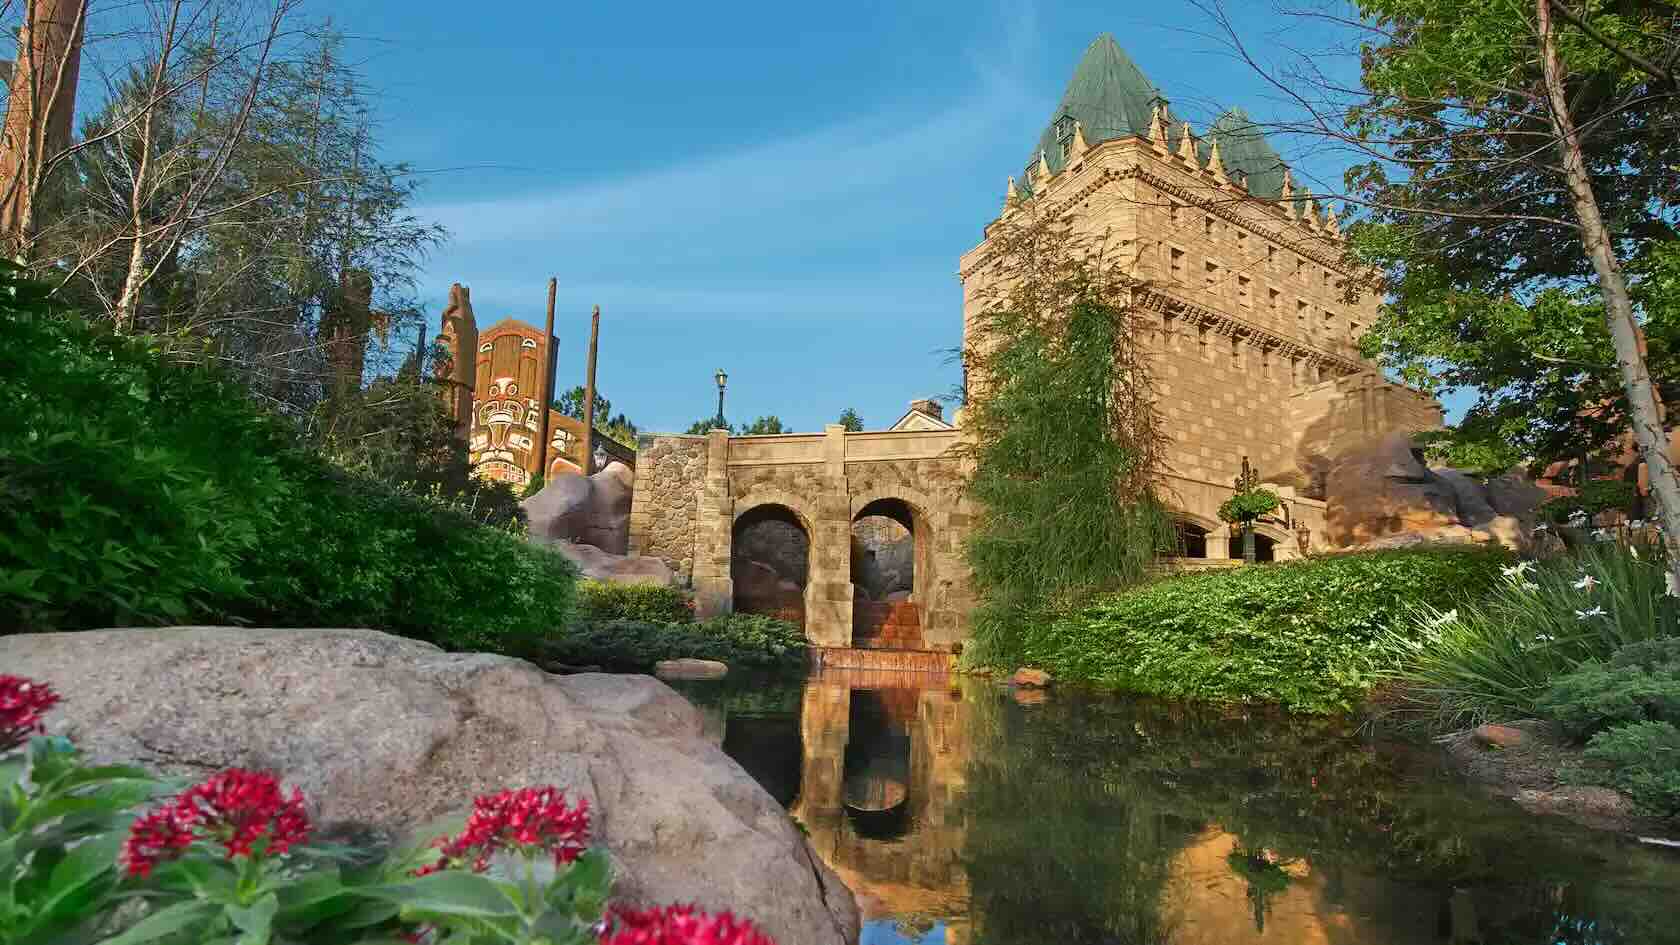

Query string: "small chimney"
[910, 398, 943, 421]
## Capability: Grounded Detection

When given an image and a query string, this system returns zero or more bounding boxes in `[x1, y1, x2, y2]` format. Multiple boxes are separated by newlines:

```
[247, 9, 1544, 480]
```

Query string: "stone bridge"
[628, 426, 975, 650]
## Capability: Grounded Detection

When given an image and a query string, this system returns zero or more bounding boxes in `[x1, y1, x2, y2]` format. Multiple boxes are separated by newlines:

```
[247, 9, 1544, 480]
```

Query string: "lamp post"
[713, 368, 728, 430]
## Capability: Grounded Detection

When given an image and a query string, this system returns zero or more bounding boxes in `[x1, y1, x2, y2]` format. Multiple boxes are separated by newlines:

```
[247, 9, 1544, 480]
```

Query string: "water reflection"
[673, 670, 1680, 945]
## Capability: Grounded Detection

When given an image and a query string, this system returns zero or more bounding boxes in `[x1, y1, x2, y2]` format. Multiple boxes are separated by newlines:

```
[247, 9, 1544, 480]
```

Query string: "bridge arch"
[731, 493, 818, 630]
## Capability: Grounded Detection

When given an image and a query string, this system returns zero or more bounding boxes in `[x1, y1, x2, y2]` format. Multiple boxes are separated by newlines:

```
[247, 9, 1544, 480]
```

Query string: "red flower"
[121, 769, 311, 878]
[416, 786, 590, 875]
[600, 905, 777, 945]
[0, 675, 61, 751]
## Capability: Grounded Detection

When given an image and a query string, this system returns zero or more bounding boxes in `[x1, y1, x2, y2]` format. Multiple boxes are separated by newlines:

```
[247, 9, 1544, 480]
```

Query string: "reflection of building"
[466, 319, 633, 486]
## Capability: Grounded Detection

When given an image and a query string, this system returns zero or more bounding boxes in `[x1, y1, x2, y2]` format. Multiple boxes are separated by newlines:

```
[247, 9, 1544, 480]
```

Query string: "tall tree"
[739, 415, 786, 435]
[835, 408, 864, 432]
[961, 207, 1173, 666]
[1199, 0, 1680, 581]
[555, 385, 639, 447]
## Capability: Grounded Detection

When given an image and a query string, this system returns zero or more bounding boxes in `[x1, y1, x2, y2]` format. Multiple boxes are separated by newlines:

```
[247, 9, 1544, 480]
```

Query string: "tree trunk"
[0, 0, 87, 254]
[1537, 0, 1680, 583]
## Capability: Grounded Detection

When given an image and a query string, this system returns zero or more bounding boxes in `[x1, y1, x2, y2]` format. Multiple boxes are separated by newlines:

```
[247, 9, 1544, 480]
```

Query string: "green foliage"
[555, 386, 639, 449]
[1033, 547, 1512, 713]
[1, 732, 619, 944]
[738, 416, 786, 436]
[1383, 539, 1678, 729]
[1216, 488, 1280, 526]
[835, 408, 864, 432]
[575, 581, 693, 626]
[533, 615, 805, 672]
[0, 264, 576, 651]
[1343, 2, 1680, 470]
[1536, 639, 1680, 739]
[1564, 721, 1680, 820]
[685, 418, 731, 435]
[1414, 429, 1525, 480]
[1539, 479, 1640, 524]
[962, 213, 1173, 667]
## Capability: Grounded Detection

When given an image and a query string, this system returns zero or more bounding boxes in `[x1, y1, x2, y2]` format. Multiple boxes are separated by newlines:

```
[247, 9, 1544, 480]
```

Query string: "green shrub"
[1384, 539, 1677, 730]
[0, 263, 576, 650]
[576, 580, 693, 626]
[1537, 638, 1680, 738]
[1030, 546, 1512, 713]
[1563, 721, 1680, 819]
[535, 614, 805, 672]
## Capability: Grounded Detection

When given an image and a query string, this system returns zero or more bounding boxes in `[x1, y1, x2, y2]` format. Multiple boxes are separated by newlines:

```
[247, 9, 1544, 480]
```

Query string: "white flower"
[1522, 581, 1541, 592]
[1575, 606, 1607, 620]
[1667, 571, 1680, 599]
[1630, 519, 1646, 529]
[1533, 522, 1551, 533]
[1426, 609, 1459, 629]
[1573, 573, 1600, 592]
[1501, 561, 1535, 578]
[1568, 510, 1589, 525]
[1591, 529, 1613, 542]
[1535, 633, 1556, 643]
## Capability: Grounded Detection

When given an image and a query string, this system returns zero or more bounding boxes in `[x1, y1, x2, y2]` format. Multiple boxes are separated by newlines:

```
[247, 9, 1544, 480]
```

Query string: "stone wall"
[628, 434, 708, 584]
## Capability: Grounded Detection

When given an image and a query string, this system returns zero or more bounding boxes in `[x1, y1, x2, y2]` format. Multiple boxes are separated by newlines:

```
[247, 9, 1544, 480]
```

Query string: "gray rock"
[544, 540, 676, 587]
[523, 461, 636, 555]
[0, 628, 858, 945]
[654, 659, 729, 681]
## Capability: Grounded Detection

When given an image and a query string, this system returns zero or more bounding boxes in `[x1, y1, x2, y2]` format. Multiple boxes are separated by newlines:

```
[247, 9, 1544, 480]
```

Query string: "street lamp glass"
[715, 368, 728, 389]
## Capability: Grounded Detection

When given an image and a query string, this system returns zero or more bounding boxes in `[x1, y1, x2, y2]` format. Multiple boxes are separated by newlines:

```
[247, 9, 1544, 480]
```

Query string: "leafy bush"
[1563, 721, 1680, 820]
[1539, 479, 1638, 525]
[0, 261, 576, 650]
[0, 676, 780, 945]
[575, 580, 694, 627]
[1030, 546, 1512, 713]
[1384, 539, 1677, 729]
[1536, 638, 1680, 738]
[535, 615, 805, 672]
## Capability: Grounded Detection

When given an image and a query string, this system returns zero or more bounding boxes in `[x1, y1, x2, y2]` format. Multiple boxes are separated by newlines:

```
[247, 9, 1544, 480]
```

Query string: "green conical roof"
[1022, 37, 1305, 211]
[1206, 108, 1289, 200]
[1027, 33, 1161, 179]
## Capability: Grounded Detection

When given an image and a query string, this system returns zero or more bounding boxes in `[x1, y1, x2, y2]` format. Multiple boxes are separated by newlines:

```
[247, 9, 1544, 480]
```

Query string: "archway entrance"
[1228, 530, 1277, 562]
[851, 497, 925, 649]
[1174, 520, 1210, 558]
[732, 504, 809, 627]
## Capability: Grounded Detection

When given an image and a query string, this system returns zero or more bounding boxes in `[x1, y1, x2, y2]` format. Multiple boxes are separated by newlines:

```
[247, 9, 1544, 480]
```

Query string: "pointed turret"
[1177, 122, 1199, 166]
[1325, 204, 1342, 237]
[1033, 150, 1053, 189]
[1300, 186, 1321, 231]
[1005, 176, 1019, 205]
[1207, 137, 1229, 185]
[1070, 121, 1090, 161]
[1148, 103, 1169, 153]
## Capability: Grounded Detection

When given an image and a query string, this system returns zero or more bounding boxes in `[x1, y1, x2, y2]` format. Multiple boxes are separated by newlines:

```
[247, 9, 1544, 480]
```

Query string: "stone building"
[467, 319, 634, 486]
[959, 33, 1441, 560]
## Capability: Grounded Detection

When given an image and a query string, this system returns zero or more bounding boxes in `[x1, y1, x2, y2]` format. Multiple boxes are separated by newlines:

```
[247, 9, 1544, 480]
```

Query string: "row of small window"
[1164, 209, 1337, 288]
[1165, 247, 1357, 340]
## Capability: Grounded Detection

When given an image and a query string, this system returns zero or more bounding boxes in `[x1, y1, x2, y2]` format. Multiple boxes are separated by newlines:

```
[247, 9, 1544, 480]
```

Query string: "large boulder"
[0, 628, 859, 945]
[524, 461, 635, 554]
[1325, 433, 1458, 547]
[546, 539, 676, 587]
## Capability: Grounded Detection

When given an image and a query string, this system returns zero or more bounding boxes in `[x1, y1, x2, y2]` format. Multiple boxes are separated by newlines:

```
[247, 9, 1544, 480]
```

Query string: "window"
[1237, 274, 1252, 307]
[1204, 260, 1220, 292]
[1267, 244, 1277, 272]
[1169, 246, 1186, 282]
[1269, 287, 1281, 317]
[1230, 337, 1242, 367]
[1297, 300, 1311, 334]
[1294, 255, 1305, 277]
[1060, 138, 1073, 163]
[1204, 216, 1216, 238]
[1236, 230, 1248, 255]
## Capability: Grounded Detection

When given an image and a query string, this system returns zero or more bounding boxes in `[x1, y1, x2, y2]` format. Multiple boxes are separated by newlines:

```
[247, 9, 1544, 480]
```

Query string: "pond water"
[668, 669, 1680, 945]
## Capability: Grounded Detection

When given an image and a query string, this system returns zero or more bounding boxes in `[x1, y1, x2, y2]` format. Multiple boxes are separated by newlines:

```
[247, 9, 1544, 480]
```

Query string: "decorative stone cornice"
[1136, 287, 1366, 375]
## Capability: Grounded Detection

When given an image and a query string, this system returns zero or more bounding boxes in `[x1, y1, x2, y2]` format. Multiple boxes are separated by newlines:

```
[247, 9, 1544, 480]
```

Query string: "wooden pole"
[582, 304, 601, 476]
[532, 277, 558, 481]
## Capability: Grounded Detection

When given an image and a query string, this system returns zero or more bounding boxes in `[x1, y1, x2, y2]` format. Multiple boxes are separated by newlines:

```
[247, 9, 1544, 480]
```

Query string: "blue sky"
[338, 0, 1469, 433]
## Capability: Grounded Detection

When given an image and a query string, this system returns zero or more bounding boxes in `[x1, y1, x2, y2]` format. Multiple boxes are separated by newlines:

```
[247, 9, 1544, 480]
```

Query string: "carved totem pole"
[433, 283, 479, 443]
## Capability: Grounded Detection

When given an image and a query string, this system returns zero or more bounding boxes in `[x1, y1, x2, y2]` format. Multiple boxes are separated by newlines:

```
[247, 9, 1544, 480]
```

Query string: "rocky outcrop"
[1325, 433, 1544, 550]
[546, 540, 676, 587]
[1442, 719, 1645, 834]
[524, 461, 635, 554]
[0, 628, 859, 945]
[731, 558, 805, 624]
[654, 658, 729, 681]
